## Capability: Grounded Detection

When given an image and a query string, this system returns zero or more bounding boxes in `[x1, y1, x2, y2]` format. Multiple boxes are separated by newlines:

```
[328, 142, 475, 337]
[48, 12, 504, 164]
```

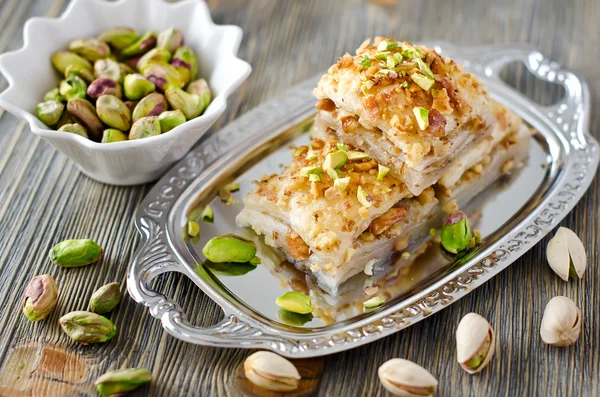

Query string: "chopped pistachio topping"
[363, 296, 385, 311]
[413, 107, 429, 130]
[374, 51, 390, 60]
[293, 146, 307, 157]
[336, 142, 349, 151]
[359, 55, 371, 68]
[386, 55, 398, 69]
[376, 164, 390, 181]
[201, 205, 214, 223]
[187, 221, 200, 237]
[305, 149, 318, 160]
[300, 165, 322, 177]
[334, 177, 350, 191]
[357, 185, 373, 207]
[429, 228, 437, 237]
[361, 80, 375, 95]
[411, 72, 435, 91]
[327, 168, 340, 180]
[309, 173, 321, 182]
[416, 57, 434, 79]
[401, 81, 410, 89]
[377, 40, 398, 52]
[347, 150, 370, 161]
[322, 150, 348, 170]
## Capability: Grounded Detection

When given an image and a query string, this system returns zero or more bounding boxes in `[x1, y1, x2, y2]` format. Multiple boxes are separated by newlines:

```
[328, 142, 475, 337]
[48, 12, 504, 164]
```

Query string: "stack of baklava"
[237, 38, 531, 295]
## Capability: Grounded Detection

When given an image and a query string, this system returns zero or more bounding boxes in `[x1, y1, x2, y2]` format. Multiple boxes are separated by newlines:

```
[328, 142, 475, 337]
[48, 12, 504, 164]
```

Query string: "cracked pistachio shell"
[49, 238, 103, 267]
[129, 116, 161, 140]
[95, 368, 152, 397]
[165, 86, 205, 119]
[441, 211, 472, 254]
[68, 38, 111, 61]
[94, 58, 123, 83]
[51, 51, 92, 75]
[59, 75, 87, 101]
[43, 87, 63, 102]
[158, 109, 186, 132]
[59, 311, 116, 344]
[64, 63, 95, 83]
[97, 27, 138, 51]
[378, 359, 438, 397]
[132, 92, 166, 122]
[244, 351, 300, 392]
[121, 31, 157, 58]
[141, 61, 185, 91]
[123, 73, 155, 100]
[157, 28, 184, 52]
[540, 296, 581, 347]
[101, 128, 128, 143]
[456, 313, 495, 374]
[186, 78, 212, 108]
[37, 100, 65, 127]
[137, 47, 172, 70]
[87, 77, 122, 100]
[67, 98, 103, 141]
[546, 227, 587, 281]
[171, 46, 198, 83]
[22, 275, 58, 321]
[89, 282, 121, 314]
[59, 123, 89, 139]
[202, 234, 257, 263]
[96, 95, 131, 131]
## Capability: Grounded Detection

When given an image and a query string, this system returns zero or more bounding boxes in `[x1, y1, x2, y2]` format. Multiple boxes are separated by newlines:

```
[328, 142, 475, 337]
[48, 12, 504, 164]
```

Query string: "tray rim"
[128, 42, 599, 358]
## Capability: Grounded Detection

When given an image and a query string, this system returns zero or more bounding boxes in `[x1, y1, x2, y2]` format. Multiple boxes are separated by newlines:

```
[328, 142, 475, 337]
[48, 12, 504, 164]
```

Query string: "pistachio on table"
[59, 75, 87, 101]
[66, 98, 104, 141]
[123, 73, 155, 100]
[540, 296, 581, 346]
[49, 238, 103, 267]
[165, 86, 205, 119]
[90, 282, 121, 314]
[97, 27, 138, 51]
[158, 109, 186, 132]
[121, 31, 157, 58]
[95, 368, 152, 397]
[276, 291, 314, 314]
[378, 358, 438, 397]
[440, 211, 472, 254]
[58, 123, 89, 138]
[202, 234, 257, 263]
[96, 94, 131, 131]
[132, 92, 166, 122]
[68, 38, 111, 61]
[137, 47, 172, 70]
[22, 275, 58, 321]
[59, 311, 116, 344]
[51, 51, 92, 75]
[157, 28, 184, 52]
[102, 128, 128, 143]
[546, 226, 587, 281]
[87, 77, 122, 100]
[456, 313, 495, 374]
[141, 61, 186, 91]
[129, 116, 161, 140]
[172, 46, 198, 84]
[244, 351, 301, 392]
[37, 100, 64, 127]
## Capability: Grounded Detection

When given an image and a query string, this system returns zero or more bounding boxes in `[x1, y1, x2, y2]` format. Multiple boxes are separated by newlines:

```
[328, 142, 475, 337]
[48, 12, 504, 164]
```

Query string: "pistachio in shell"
[129, 116, 161, 140]
[131, 92, 166, 122]
[87, 77, 122, 100]
[165, 86, 205, 119]
[120, 31, 157, 58]
[89, 282, 121, 314]
[51, 51, 92, 75]
[123, 73, 155, 100]
[171, 46, 198, 83]
[244, 351, 300, 392]
[37, 100, 65, 126]
[96, 95, 131, 131]
[22, 275, 58, 322]
[43, 87, 63, 102]
[59, 311, 116, 344]
[67, 98, 104, 141]
[102, 129, 128, 143]
[158, 110, 186, 132]
[68, 38, 111, 61]
[137, 47, 172, 70]
[95, 368, 152, 397]
[49, 238, 103, 267]
[97, 27, 138, 51]
[378, 358, 438, 397]
[59, 75, 87, 101]
[456, 313, 496, 374]
[94, 58, 123, 83]
[140, 61, 185, 91]
[59, 123, 89, 139]
[157, 28, 184, 52]
[186, 78, 212, 109]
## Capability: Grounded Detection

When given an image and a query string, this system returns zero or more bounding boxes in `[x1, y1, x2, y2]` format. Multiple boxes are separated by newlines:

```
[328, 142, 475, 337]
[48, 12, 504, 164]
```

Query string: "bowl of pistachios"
[0, 0, 251, 185]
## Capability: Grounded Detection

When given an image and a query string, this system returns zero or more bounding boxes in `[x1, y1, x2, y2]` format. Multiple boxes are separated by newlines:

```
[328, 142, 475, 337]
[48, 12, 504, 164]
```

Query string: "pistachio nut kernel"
[95, 368, 152, 397]
[202, 234, 257, 263]
[89, 282, 121, 314]
[101, 129, 128, 143]
[94, 58, 123, 83]
[378, 358, 438, 397]
[132, 93, 166, 122]
[123, 73, 156, 100]
[49, 238, 103, 267]
[55, 110, 74, 129]
[51, 51, 92, 75]
[44, 87, 63, 102]
[546, 226, 587, 281]
[137, 47, 172, 70]
[540, 296, 581, 347]
[64, 64, 95, 83]
[129, 116, 161, 140]
[201, 204, 214, 223]
[413, 106, 429, 131]
[187, 221, 200, 237]
[97, 27, 138, 51]
[121, 31, 157, 58]
[96, 95, 131, 131]
[66, 98, 104, 141]
[186, 79, 212, 109]
[172, 46, 198, 83]
[165, 86, 205, 119]
[244, 351, 301, 392]
[59, 311, 116, 344]
[141, 61, 186, 91]
[322, 150, 347, 171]
[377, 164, 390, 181]
[347, 150, 370, 160]
[276, 309, 313, 327]
[59, 75, 88, 101]
[456, 313, 496, 374]
[37, 100, 65, 127]
[440, 211, 472, 254]
[363, 296, 385, 312]
[157, 28, 184, 52]
[59, 123, 89, 139]
[22, 275, 58, 321]
[158, 109, 186, 132]
[68, 38, 111, 61]
[87, 77, 122, 100]
[276, 291, 313, 314]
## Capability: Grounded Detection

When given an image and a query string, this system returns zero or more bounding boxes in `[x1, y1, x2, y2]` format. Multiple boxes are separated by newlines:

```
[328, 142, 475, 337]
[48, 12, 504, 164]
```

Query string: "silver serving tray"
[128, 43, 598, 358]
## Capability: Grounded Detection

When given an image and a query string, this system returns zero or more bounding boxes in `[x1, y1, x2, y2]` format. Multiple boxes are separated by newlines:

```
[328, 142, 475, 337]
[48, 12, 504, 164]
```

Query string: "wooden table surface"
[0, 0, 598, 396]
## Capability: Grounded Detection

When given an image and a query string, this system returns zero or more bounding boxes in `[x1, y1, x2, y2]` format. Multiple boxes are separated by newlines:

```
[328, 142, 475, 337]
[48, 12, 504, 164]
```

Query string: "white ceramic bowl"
[0, 0, 251, 185]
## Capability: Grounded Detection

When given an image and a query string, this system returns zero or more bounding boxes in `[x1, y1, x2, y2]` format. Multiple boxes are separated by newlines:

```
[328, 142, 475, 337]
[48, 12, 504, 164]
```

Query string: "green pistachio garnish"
[305, 149, 318, 161]
[276, 291, 314, 314]
[277, 309, 313, 327]
[300, 165, 322, 177]
[361, 80, 375, 95]
[401, 81, 410, 89]
[440, 211, 472, 254]
[416, 57, 434, 79]
[327, 168, 340, 180]
[374, 51, 390, 60]
[187, 221, 200, 237]
[359, 55, 371, 68]
[202, 234, 257, 263]
[377, 40, 398, 52]
[411, 73, 434, 91]
[413, 107, 429, 130]
[309, 174, 321, 182]
[201, 205, 214, 223]
[386, 55, 399, 69]
[376, 164, 390, 181]
[322, 151, 348, 171]
[347, 150, 370, 161]
[336, 142, 349, 151]
[363, 296, 385, 312]
[334, 177, 350, 191]
[357, 185, 373, 208]
[293, 146, 307, 157]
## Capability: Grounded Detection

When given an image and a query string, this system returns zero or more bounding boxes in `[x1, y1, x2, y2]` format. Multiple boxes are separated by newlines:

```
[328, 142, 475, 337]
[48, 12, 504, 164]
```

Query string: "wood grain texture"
[0, 0, 598, 396]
